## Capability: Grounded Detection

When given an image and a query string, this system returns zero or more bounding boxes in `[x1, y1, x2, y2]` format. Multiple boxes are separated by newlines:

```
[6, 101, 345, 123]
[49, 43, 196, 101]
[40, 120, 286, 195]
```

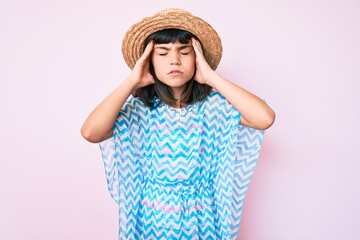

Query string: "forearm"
[81, 78, 137, 143]
[208, 71, 275, 130]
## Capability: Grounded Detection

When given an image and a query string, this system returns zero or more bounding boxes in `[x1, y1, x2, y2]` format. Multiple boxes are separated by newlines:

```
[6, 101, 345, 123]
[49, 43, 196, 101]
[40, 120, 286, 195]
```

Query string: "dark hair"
[133, 29, 212, 108]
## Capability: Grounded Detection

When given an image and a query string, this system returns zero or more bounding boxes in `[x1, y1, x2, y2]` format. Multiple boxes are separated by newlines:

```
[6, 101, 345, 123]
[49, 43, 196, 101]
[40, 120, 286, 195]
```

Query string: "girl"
[81, 8, 275, 240]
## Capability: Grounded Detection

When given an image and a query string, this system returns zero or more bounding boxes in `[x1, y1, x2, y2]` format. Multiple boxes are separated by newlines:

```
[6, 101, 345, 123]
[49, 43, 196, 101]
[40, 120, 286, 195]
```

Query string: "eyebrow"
[154, 44, 192, 51]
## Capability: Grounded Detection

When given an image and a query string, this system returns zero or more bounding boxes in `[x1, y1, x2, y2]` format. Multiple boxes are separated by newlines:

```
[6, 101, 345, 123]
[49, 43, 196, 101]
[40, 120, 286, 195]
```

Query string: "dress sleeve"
[206, 92, 265, 239]
[99, 135, 120, 204]
[230, 123, 265, 238]
[98, 98, 139, 204]
[99, 98, 147, 238]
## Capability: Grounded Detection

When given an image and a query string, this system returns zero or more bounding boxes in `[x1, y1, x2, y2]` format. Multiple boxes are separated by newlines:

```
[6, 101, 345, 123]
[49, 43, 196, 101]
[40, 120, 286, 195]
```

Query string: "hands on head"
[128, 41, 156, 89]
[129, 38, 215, 90]
[191, 38, 214, 86]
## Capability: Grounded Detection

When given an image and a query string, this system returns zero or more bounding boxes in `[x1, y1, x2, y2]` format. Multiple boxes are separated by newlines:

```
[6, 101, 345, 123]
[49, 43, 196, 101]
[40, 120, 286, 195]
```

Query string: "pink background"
[1, 0, 359, 239]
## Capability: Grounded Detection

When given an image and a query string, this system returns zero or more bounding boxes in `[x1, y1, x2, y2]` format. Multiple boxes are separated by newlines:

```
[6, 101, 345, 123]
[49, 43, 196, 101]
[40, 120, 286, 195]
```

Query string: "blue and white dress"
[99, 91, 264, 239]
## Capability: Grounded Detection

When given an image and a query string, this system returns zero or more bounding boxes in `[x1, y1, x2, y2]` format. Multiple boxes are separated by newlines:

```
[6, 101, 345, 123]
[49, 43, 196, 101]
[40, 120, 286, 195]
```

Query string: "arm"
[192, 39, 275, 130]
[81, 41, 155, 143]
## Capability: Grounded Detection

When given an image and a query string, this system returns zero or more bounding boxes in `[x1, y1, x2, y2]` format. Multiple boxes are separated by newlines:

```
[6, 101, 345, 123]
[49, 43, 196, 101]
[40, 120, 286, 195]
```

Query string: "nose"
[170, 52, 181, 65]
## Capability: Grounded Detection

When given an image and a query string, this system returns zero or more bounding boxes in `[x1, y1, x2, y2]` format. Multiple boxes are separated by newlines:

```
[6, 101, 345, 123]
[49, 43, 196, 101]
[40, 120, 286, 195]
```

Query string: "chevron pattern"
[99, 91, 264, 239]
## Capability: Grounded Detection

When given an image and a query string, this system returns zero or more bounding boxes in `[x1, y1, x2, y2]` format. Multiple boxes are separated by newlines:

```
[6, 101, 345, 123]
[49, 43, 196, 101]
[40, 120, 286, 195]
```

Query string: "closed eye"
[180, 52, 190, 55]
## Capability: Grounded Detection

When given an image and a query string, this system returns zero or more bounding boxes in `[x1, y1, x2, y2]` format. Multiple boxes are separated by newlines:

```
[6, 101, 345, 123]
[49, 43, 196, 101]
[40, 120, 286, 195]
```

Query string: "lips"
[168, 70, 183, 75]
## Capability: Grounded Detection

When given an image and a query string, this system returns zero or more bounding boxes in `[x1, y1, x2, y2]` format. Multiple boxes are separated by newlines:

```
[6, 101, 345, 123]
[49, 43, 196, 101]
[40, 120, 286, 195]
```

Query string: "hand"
[127, 41, 155, 89]
[192, 38, 215, 86]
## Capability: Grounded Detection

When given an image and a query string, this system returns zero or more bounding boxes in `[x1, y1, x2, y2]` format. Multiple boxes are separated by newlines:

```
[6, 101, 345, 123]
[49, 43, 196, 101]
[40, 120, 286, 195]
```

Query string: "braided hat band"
[122, 8, 222, 70]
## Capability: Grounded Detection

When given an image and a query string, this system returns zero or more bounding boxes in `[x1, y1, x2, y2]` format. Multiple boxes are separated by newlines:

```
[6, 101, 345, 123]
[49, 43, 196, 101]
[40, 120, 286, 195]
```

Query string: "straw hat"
[122, 8, 222, 70]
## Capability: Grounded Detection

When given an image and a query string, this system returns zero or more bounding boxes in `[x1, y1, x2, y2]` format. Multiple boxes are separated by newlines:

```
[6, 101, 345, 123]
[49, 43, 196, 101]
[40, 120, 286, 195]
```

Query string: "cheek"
[188, 56, 196, 69]
[151, 58, 162, 75]
[152, 55, 166, 67]
[186, 59, 196, 74]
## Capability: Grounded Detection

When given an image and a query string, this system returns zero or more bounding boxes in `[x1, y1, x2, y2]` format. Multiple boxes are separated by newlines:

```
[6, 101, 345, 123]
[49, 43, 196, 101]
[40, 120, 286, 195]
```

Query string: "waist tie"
[143, 179, 213, 217]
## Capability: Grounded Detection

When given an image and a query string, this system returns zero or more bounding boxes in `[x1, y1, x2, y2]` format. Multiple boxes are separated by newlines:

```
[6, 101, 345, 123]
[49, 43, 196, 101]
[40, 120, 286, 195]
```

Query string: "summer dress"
[99, 91, 264, 239]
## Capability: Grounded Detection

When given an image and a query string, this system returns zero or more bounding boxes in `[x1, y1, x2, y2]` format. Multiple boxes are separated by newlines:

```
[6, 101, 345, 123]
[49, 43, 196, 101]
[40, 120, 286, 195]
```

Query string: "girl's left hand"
[192, 38, 215, 86]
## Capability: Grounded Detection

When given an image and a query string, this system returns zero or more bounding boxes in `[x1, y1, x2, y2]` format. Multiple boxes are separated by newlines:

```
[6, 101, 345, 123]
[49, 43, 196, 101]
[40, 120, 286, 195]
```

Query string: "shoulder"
[125, 96, 146, 108]
[204, 90, 230, 106]
[208, 90, 223, 99]
[117, 97, 149, 121]
[122, 96, 148, 112]
[203, 90, 239, 116]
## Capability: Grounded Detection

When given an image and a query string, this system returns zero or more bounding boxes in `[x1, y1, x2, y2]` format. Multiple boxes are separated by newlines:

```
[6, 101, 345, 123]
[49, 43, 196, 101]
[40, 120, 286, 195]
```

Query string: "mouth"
[168, 70, 183, 75]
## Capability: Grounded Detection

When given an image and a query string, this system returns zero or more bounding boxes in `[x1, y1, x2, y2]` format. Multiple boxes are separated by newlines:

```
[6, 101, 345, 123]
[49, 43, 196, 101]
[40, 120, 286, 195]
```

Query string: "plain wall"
[1, 0, 359, 239]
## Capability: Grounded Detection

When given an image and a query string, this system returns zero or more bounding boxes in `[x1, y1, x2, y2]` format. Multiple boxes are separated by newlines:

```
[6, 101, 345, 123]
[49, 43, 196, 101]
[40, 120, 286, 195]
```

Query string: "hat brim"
[122, 8, 222, 70]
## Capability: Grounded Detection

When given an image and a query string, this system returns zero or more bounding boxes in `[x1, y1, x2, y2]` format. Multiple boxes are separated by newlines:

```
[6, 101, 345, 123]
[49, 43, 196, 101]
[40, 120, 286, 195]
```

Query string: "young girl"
[81, 8, 275, 240]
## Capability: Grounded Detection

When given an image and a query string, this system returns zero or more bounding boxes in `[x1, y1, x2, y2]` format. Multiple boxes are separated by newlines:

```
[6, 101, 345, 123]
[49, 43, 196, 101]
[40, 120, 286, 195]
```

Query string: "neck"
[172, 99, 182, 109]
[171, 87, 184, 108]
[171, 88, 184, 101]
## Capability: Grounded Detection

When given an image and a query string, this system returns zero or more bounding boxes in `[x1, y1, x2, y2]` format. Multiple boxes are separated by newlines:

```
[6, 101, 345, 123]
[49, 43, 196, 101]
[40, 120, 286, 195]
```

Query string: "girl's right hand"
[81, 41, 156, 143]
[127, 41, 155, 89]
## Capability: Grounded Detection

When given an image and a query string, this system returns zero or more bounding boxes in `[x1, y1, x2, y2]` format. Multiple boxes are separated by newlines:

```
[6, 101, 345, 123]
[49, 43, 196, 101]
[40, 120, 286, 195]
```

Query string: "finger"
[139, 41, 154, 61]
[191, 38, 203, 55]
[191, 38, 199, 54]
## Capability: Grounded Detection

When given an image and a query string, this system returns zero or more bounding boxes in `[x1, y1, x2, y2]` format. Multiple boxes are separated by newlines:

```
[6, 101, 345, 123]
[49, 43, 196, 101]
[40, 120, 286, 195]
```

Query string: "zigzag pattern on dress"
[99, 91, 264, 239]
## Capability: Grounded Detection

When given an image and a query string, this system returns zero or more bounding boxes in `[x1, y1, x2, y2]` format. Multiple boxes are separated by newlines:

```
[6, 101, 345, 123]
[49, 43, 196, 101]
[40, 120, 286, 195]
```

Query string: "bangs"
[143, 29, 198, 48]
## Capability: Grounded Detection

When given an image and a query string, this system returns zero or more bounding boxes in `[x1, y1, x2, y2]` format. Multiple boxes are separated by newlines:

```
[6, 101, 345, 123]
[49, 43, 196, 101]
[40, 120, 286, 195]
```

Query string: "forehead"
[154, 41, 192, 49]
